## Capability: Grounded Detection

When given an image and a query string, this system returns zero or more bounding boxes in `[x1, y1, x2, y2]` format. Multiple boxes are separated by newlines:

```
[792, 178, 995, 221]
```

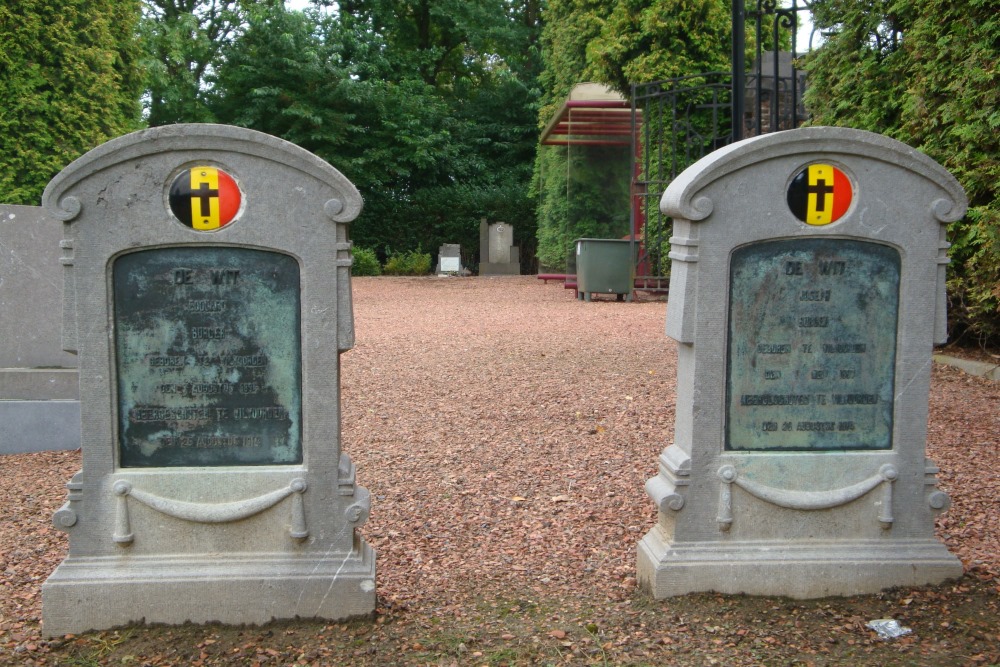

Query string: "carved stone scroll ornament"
[716, 464, 898, 531]
[111, 478, 309, 545]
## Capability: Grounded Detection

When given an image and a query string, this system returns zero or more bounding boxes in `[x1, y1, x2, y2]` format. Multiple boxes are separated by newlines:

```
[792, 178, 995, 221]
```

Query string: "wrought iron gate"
[629, 0, 816, 293]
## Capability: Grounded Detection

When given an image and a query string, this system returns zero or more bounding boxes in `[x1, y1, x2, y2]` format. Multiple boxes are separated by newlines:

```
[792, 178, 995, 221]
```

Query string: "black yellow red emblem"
[786, 164, 852, 226]
[169, 166, 241, 231]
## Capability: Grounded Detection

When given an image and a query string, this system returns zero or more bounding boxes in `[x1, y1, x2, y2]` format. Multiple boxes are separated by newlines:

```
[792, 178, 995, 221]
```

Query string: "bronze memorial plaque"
[114, 247, 302, 467]
[726, 238, 900, 451]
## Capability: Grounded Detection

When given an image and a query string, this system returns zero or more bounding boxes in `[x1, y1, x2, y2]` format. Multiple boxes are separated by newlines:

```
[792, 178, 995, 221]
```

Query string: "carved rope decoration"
[716, 464, 897, 532]
[112, 478, 308, 545]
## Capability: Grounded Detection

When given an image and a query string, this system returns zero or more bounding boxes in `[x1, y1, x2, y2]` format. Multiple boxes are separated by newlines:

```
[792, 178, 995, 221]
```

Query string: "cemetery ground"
[2, 276, 998, 667]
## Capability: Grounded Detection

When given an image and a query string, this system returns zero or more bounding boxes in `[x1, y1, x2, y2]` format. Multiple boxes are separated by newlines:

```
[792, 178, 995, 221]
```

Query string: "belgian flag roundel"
[169, 166, 241, 231]
[786, 164, 852, 226]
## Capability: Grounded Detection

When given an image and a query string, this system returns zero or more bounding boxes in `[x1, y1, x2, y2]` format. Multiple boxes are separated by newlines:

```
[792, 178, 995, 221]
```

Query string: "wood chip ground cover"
[1, 276, 997, 666]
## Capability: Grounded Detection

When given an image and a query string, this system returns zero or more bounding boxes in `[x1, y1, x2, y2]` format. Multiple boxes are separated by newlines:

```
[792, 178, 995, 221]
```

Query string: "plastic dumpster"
[574, 238, 636, 302]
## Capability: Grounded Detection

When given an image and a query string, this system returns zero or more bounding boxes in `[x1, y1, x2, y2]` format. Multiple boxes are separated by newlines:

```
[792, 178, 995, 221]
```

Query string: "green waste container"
[574, 238, 636, 302]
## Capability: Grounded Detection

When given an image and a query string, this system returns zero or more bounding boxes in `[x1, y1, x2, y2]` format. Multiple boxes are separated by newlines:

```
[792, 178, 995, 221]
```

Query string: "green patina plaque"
[114, 247, 302, 467]
[726, 239, 900, 451]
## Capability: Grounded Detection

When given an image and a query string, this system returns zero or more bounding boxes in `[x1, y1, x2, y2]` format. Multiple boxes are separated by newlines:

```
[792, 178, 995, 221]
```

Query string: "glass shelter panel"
[566, 141, 633, 244]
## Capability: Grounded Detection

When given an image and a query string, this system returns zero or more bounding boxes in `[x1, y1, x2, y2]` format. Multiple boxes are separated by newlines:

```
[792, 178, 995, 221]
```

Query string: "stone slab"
[0, 400, 80, 454]
[488, 223, 514, 264]
[0, 206, 81, 454]
[0, 205, 78, 369]
[933, 354, 1000, 382]
[0, 368, 78, 400]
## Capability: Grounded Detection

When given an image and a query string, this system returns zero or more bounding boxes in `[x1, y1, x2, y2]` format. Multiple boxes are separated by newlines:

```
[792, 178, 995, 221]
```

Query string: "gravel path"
[345, 277, 676, 609]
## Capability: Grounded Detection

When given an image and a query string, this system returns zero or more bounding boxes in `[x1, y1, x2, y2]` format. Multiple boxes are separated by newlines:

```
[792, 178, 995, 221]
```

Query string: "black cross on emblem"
[808, 178, 834, 212]
[193, 178, 219, 217]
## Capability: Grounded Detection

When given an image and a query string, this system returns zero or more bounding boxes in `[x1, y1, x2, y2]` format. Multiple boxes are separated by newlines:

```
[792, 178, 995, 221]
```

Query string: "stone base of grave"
[479, 261, 520, 276]
[41, 543, 376, 636]
[637, 528, 963, 599]
[0, 401, 80, 454]
[0, 368, 80, 454]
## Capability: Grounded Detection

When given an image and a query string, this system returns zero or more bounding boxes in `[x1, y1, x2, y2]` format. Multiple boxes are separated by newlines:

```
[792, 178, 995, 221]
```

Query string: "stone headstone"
[638, 127, 966, 598]
[479, 219, 520, 275]
[0, 205, 80, 454]
[436, 243, 462, 274]
[488, 223, 513, 264]
[41, 124, 375, 635]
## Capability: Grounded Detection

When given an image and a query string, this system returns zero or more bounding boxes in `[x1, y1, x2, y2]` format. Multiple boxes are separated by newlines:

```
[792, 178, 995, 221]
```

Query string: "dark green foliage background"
[805, 0, 1000, 343]
[206, 2, 542, 270]
[0, 0, 143, 205]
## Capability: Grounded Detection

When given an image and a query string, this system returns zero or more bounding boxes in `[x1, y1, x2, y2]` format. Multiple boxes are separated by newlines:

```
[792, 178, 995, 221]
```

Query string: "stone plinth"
[0, 204, 80, 454]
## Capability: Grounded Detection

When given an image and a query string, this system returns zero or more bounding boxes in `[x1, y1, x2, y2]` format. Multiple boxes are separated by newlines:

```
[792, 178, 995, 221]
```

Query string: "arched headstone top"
[660, 126, 967, 224]
[43, 123, 362, 224]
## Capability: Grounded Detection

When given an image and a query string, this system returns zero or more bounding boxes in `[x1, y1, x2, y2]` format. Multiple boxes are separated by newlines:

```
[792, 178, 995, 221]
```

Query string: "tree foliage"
[532, 0, 614, 270]
[586, 0, 731, 95]
[805, 0, 1000, 343]
[335, 1, 543, 263]
[141, 0, 248, 126]
[0, 0, 143, 204]
[206, 2, 542, 266]
[208, 5, 353, 149]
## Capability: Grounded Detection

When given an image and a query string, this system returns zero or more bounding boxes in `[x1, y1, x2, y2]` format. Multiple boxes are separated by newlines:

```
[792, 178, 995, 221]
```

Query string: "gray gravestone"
[0, 205, 80, 454]
[436, 243, 462, 274]
[41, 124, 375, 635]
[479, 219, 520, 275]
[638, 127, 965, 598]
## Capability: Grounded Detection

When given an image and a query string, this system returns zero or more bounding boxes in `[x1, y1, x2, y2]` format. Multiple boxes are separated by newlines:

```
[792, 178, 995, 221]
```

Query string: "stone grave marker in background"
[41, 124, 375, 635]
[639, 127, 966, 598]
[436, 243, 462, 274]
[479, 219, 520, 275]
[0, 205, 80, 453]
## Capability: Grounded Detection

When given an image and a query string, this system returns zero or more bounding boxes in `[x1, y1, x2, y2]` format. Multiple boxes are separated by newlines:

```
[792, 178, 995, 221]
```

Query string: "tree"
[335, 0, 540, 88]
[322, 0, 543, 262]
[167, 0, 542, 263]
[0, 0, 143, 204]
[140, 0, 248, 125]
[587, 0, 731, 95]
[209, 4, 353, 150]
[805, 0, 1000, 344]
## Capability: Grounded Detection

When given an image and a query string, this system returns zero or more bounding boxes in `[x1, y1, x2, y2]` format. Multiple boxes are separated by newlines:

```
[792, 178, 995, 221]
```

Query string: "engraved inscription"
[114, 247, 302, 467]
[726, 239, 900, 451]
